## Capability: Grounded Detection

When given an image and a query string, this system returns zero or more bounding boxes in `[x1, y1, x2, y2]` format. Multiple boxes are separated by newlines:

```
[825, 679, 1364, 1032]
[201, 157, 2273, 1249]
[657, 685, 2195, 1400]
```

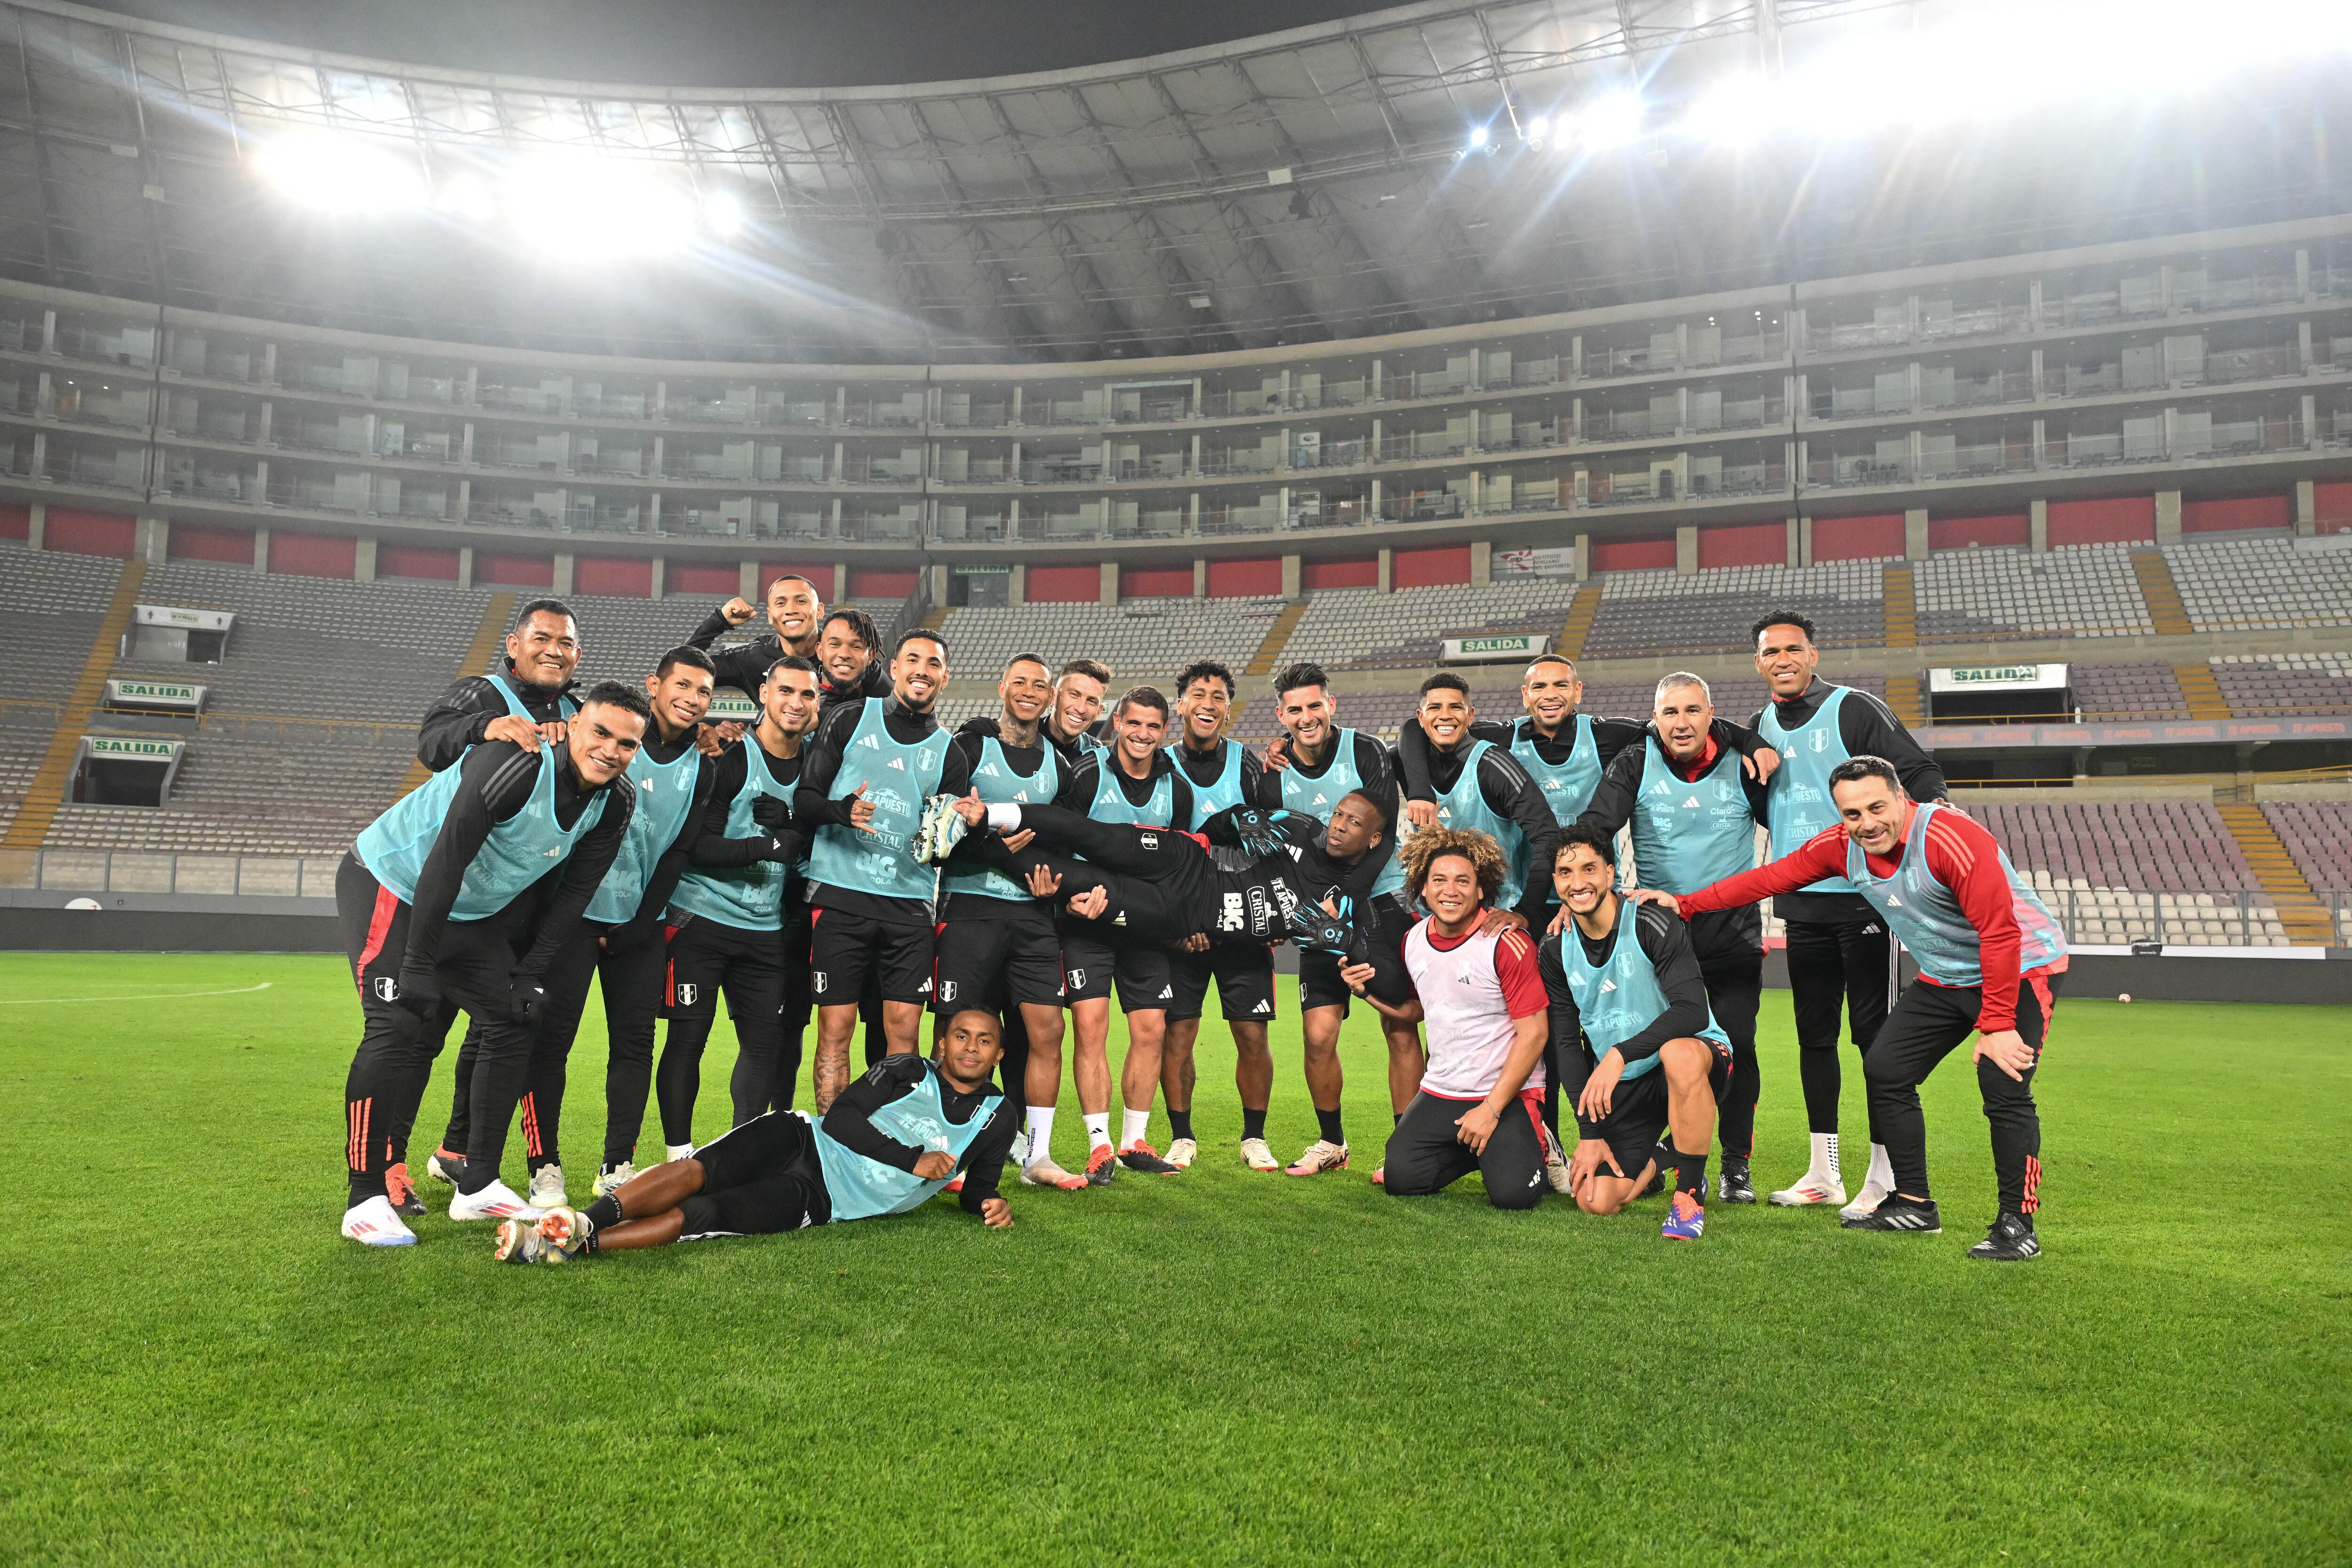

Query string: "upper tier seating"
[2210, 652, 2352, 716]
[1914, 542, 2152, 639]
[939, 598, 1279, 685]
[2166, 535, 2352, 631]
[2071, 661, 2190, 721]
[0, 542, 125, 707]
[1279, 579, 1581, 669]
[1582, 560, 1884, 658]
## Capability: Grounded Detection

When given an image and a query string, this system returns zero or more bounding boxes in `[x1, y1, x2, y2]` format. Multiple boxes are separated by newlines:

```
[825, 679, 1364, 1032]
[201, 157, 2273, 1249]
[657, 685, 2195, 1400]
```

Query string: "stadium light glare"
[1466, 124, 1490, 151]
[253, 135, 428, 215]
[702, 190, 746, 237]
[1578, 93, 1645, 151]
[1685, 76, 1780, 148]
[435, 173, 497, 224]
[501, 157, 696, 258]
[1523, 115, 1549, 145]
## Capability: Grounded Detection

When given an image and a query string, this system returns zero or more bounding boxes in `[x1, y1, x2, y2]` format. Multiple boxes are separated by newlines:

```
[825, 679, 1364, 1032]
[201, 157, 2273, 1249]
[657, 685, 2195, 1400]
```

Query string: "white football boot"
[449, 1178, 541, 1223]
[341, 1194, 416, 1248]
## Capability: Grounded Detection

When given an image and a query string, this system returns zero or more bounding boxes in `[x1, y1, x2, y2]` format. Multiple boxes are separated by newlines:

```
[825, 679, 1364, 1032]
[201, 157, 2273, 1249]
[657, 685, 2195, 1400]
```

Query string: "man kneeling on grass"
[1542, 826, 1732, 1241]
[493, 1009, 1017, 1262]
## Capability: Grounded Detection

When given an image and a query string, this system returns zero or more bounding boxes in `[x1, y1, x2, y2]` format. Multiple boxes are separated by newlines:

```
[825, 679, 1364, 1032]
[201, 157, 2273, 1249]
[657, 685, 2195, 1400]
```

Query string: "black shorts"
[1299, 892, 1415, 1016]
[1381, 1088, 1546, 1210]
[810, 905, 935, 1007]
[1061, 929, 1174, 1013]
[1167, 943, 1277, 1023]
[676, 1111, 832, 1238]
[666, 915, 788, 1025]
[1582, 1044, 1734, 1178]
[933, 908, 1066, 1013]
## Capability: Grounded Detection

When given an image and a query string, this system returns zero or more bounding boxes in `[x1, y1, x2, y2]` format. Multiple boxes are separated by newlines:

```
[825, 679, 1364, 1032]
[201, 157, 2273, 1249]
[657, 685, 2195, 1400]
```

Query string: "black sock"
[1242, 1107, 1267, 1141]
[349, 1172, 386, 1206]
[1168, 1108, 1193, 1141]
[584, 1195, 624, 1231]
[1676, 1150, 1708, 1198]
[1316, 1107, 1345, 1146]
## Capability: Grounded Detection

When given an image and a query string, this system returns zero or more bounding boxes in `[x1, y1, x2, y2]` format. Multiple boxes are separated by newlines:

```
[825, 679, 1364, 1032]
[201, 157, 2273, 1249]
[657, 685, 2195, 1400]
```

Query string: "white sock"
[1121, 1107, 1152, 1149]
[665, 1143, 694, 1162]
[1083, 1111, 1111, 1150]
[1024, 1106, 1055, 1165]
[1813, 1131, 1841, 1181]
[1866, 1142, 1894, 1191]
[985, 802, 1024, 831]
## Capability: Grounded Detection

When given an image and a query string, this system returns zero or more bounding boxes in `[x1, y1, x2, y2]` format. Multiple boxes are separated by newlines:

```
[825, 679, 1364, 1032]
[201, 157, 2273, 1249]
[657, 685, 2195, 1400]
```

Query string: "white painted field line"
[0, 981, 276, 1005]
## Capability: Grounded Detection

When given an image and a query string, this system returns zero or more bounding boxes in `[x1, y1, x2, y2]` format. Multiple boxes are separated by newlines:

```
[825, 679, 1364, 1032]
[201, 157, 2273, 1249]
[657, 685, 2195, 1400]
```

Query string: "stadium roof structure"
[0, 0, 2345, 363]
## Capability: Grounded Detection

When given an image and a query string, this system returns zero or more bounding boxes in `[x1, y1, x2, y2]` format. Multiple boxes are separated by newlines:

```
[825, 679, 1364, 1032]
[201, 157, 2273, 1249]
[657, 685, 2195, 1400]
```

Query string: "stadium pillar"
[456, 546, 472, 589]
[649, 557, 666, 599]
[2030, 499, 2050, 553]
[552, 553, 574, 596]
[354, 537, 376, 582]
[1797, 516, 1813, 568]
[1785, 517, 1800, 567]
[1099, 562, 1117, 606]
[1904, 509, 1930, 560]
[1470, 540, 1491, 589]
[1192, 558, 1207, 598]
[135, 517, 166, 565]
[1008, 564, 1026, 606]
[1675, 525, 1698, 575]
[2155, 491, 2183, 546]
[1282, 554, 1303, 601]
[1375, 549, 1392, 594]
[253, 528, 270, 575]
[1573, 533, 1590, 581]
[2295, 480, 2317, 537]
[929, 565, 948, 607]
[833, 562, 849, 603]
[738, 560, 758, 601]
[23, 501, 41, 551]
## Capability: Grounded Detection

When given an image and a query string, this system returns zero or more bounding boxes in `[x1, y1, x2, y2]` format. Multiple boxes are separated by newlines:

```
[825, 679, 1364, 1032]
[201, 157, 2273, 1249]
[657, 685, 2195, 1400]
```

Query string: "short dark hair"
[1005, 651, 1051, 674]
[577, 679, 652, 722]
[1174, 660, 1235, 700]
[513, 598, 576, 632]
[893, 628, 948, 660]
[653, 645, 716, 680]
[1059, 658, 1112, 686]
[1524, 654, 1577, 679]
[1557, 823, 1618, 867]
[819, 606, 880, 650]
[763, 654, 818, 685]
[766, 573, 821, 599]
[1340, 787, 1389, 833]
[1418, 672, 1470, 699]
[1272, 661, 1330, 699]
[1828, 755, 1902, 794]
[1116, 685, 1170, 720]
[1752, 609, 1818, 645]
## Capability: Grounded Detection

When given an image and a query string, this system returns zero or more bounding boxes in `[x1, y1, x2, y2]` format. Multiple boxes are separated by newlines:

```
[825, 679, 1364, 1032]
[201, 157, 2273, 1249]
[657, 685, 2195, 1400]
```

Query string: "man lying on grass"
[493, 1009, 1017, 1263]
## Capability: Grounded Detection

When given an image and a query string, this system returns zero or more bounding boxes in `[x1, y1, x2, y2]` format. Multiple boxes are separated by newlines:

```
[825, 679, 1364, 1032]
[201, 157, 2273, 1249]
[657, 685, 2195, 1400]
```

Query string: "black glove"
[510, 976, 547, 1027]
[754, 832, 799, 865]
[601, 916, 654, 956]
[1225, 808, 1292, 862]
[1285, 897, 1356, 956]
[750, 793, 790, 833]
[391, 971, 439, 1021]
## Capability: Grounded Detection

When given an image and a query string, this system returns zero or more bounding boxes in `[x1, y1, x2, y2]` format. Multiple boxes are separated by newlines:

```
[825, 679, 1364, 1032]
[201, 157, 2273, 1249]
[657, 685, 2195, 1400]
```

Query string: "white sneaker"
[1771, 1171, 1849, 1207]
[341, 1194, 416, 1248]
[1285, 1139, 1350, 1176]
[1239, 1136, 1279, 1171]
[1008, 1130, 1030, 1169]
[450, 1179, 541, 1222]
[1166, 1137, 1198, 1170]
[527, 1164, 566, 1210]
[592, 1161, 636, 1198]
[914, 794, 971, 865]
[1839, 1177, 1891, 1221]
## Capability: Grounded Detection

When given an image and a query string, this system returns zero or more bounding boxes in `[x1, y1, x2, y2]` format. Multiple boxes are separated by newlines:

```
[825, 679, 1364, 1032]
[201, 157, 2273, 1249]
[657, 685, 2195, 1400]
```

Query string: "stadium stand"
[1581, 560, 1885, 658]
[2262, 801, 2352, 943]
[1912, 543, 2153, 640]
[936, 597, 1281, 684]
[1278, 578, 1582, 669]
[1967, 799, 2290, 946]
[44, 741, 414, 855]
[2165, 536, 2352, 631]
[2210, 653, 2352, 716]
[0, 541, 126, 706]
[2071, 661, 2191, 722]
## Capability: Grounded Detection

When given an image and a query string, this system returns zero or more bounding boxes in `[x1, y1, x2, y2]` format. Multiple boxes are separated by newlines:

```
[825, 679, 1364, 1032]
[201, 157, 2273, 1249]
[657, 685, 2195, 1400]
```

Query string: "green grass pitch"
[2, 952, 2346, 1565]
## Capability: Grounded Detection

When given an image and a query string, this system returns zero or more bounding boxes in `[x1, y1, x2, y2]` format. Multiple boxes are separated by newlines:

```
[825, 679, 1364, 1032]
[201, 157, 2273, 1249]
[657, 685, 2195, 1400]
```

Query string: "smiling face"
[1832, 773, 1911, 857]
[1323, 792, 1384, 859]
[1419, 685, 1474, 748]
[565, 700, 646, 786]
[891, 637, 949, 712]
[817, 620, 871, 687]
[1113, 700, 1166, 771]
[1554, 838, 1616, 921]
[505, 611, 580, 689]
[643, 661, 715, 738]
[1420, 852, 1483, 932]
[763, 663, 821, 736]
[1177, 675, 1231, 748]
[766, 576, 823, 648]
[1754, 622, 1820, 700]
[1000, 659, 1052, 728]
[1521, 658, 1582, 732]
[1277, 682, 1334, 750]
[1653, 682, 1713, 763]
[936, 1009, 1006, 1093]
[1052, 673, 1106, 742]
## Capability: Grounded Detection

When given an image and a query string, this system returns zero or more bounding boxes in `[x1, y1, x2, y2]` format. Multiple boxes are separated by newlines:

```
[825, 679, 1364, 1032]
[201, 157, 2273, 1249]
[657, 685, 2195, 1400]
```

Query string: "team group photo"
[5, 0, 2347, 1561]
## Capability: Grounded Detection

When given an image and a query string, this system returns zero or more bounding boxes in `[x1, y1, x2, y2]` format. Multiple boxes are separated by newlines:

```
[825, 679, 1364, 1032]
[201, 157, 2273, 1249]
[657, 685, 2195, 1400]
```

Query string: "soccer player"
[1160, 659, 1273, 1170]
[1573, 672, 1772, 1204]
[493, 1008, 1018, 1263]
[415, 598, 581, 771]
[655, 656, 822, 1153]
[688, 572, 826, 695]
[1748, 610, 1947, 1215]
[935, 654, 1087, 1190]
[1542, 827, 1733, 1241]
[1404, 674, 1564, 928]
[1059, 687, 1193, 1179]
[430, 646, 725, 1207]
[1648, 757, 2066, 1261]
[1044, 657, 1113, 762]
[1255, 661, 1415, 1177]
[337, 681, 646, 1246]
[1351, 830, 1549, 1210]
[794, 629, 970, 1110]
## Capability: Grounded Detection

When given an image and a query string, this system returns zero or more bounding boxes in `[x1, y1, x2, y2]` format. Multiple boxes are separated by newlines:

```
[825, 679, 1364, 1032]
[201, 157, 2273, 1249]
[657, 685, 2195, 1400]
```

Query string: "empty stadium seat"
[941, 598, 1280, 685]
[1966, 799, 2289, 946]
[1913, 543, 2153, 639]
[2210, 653, 2352, 717]
[2071, 661, 2190, 721]
[2166, 536, 2352, 631]
[1583, 560, 1884, 658]
[1279, 579, 1581, 669]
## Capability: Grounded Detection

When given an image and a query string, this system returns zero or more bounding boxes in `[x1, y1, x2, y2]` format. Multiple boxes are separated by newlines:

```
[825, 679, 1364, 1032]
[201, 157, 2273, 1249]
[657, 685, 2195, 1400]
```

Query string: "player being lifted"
[493, 1009, 1018, 1263]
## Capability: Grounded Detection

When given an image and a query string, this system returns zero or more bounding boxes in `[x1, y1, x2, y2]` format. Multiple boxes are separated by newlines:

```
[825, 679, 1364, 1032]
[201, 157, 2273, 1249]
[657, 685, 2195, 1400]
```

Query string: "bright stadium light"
[436, 172, 497, 224]
[1523, 114, 1549, 147]
[253, 135, 429, 215]
[502, 156, 696, 258]
[1578, 93, 1645, 151]
[1685, 75, 1780, 149]
[1466, 124, 1490, 151]
[702, 190, 746, 237]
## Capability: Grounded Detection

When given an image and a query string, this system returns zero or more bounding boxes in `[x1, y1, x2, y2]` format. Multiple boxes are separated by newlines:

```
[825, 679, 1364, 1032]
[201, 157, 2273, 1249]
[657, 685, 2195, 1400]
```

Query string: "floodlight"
[502, 156, 695, 258]
[1578, 93, 1645, 150]
[436, 173, 497, 224]
[702, 190, 746, 237]
[1685, 76, 1778, 148]
[253, 135, 429, 215]
[1524, 115, 1549, 144]
[1466, 124, 1490, 150]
